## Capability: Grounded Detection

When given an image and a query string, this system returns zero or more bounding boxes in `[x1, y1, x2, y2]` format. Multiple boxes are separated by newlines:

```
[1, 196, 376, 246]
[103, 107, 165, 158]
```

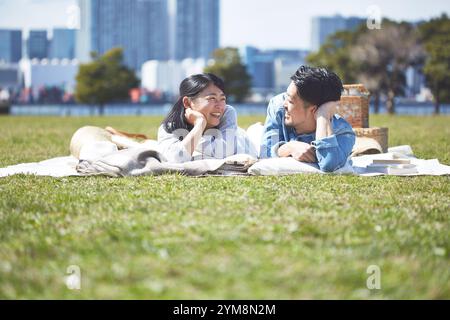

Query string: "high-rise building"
[240, 46, 309, 94]
[27, 30, 49, 59]
[240, 47, 275, 91]
[311, 15, 365, 51]
[174, 0, 220, 60]
[50, 29, 76, 59]
[141, 58, 206, 96]
[77, 0, 169, 71]
[0, 29, 22, 63]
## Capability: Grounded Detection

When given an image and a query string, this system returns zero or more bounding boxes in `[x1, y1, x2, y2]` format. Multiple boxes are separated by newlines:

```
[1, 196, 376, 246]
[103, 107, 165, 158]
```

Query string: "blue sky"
[0, 0, 449, 50]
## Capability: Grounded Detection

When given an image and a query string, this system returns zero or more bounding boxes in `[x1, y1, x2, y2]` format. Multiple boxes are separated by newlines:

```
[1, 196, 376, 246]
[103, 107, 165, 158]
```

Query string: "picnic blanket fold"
[75, 148, 256, 177]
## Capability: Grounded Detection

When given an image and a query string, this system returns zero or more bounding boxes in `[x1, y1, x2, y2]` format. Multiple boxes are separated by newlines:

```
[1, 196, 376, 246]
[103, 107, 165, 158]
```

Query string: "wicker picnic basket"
[338, 84, 370, 128]
[338, 84, 389, 153]
[353, 127, 389, 153]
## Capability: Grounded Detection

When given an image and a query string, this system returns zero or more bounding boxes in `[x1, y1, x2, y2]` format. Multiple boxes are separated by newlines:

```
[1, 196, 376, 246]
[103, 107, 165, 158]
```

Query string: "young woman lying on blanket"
[157, 73, 256, 163]
[70, 73, 257, 163]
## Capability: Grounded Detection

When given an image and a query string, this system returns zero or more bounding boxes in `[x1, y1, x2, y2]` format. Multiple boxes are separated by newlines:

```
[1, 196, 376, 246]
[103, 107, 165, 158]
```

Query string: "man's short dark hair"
[290, 65, 343, 107]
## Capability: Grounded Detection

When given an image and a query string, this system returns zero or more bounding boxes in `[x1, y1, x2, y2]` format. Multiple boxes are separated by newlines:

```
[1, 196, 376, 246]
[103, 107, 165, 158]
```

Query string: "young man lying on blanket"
[259, 65, 356, 172]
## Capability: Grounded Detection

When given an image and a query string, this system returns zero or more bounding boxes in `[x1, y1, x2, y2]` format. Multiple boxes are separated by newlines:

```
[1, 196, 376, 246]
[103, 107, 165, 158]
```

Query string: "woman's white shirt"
[157, 105, 243, 163]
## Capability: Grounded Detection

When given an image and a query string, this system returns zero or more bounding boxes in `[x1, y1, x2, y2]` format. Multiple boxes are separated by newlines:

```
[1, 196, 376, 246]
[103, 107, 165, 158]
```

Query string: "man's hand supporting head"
[315, 100, 338, 141]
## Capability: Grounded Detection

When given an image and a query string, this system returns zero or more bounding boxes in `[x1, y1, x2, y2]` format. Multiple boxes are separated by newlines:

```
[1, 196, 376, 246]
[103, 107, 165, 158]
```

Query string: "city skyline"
[0, 0, 449, 50]
[74, 0, 220, 70]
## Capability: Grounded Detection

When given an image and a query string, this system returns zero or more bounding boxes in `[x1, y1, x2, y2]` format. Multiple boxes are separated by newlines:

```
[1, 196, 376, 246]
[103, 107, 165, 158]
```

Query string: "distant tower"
[0, 29, 22, 63]
[77, 0, 169, 70]
[50, 29, 76, 59]
[28, 30, 48, 59]
[175, 0, 220, 60]
[311, 15, 365, 51]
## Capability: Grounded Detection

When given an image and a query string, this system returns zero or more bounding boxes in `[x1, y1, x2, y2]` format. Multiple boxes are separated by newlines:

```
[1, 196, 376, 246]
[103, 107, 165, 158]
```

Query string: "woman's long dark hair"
[162, 73, 225, 133]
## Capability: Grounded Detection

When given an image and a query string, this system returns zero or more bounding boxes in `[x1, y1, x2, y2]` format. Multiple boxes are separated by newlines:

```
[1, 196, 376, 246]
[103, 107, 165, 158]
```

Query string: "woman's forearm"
[182, 119, 207, 155]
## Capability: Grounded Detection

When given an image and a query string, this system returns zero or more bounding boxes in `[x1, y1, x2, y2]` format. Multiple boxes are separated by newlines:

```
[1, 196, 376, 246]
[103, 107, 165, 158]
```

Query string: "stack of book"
[366, 159, 418, 175]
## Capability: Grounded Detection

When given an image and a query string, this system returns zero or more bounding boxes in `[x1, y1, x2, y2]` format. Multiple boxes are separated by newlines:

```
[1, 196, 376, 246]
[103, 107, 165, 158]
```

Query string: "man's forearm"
[315, 115, 333, 140]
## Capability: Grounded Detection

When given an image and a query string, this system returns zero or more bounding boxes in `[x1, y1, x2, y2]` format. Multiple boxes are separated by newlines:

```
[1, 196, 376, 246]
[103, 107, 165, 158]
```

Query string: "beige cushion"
[70, 126, 112, 159]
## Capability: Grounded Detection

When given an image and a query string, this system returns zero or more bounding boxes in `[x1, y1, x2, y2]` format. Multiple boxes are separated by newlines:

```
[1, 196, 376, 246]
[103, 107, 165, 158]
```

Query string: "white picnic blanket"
[0, 144, 449, 178]
[0, 147, 257, 178]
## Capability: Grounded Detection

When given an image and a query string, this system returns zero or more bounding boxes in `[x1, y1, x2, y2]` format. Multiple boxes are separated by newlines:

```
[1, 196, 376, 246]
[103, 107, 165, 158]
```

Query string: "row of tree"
[307, 14, 450, 114]
[74, 47, 251, 114]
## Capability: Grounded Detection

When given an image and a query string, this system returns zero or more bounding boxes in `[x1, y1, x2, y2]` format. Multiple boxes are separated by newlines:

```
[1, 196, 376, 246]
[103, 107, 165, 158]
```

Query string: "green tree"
[306, 26, 387, 112]
[75, 48, 139, 115]
[204, 47, 252, 102]
[419, 14, 450, 114]
[307, 29, 363, 85]
[351, 20, 424, 114]
[307, 20, 424, 114]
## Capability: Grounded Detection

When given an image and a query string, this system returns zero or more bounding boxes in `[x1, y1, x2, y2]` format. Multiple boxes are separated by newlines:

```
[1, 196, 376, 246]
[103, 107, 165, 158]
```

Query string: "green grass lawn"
[0, 114, 449, 299]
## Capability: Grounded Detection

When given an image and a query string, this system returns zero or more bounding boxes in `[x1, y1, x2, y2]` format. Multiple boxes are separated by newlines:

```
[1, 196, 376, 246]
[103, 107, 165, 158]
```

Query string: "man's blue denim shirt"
[260, 93, 356, 172]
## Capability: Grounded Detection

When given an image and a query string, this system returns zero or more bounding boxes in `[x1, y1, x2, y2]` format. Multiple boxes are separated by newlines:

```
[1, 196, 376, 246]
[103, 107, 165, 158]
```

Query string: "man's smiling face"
[283, 82, 315, 133]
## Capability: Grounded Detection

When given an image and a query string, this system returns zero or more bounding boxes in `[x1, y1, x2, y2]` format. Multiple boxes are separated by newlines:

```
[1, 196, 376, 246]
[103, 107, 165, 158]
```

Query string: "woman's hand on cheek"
[185, 108, 207, 127]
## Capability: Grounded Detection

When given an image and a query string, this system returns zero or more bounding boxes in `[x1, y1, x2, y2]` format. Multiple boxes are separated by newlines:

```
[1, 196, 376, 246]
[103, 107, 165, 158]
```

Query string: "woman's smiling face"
[187, 84, 226, 129]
